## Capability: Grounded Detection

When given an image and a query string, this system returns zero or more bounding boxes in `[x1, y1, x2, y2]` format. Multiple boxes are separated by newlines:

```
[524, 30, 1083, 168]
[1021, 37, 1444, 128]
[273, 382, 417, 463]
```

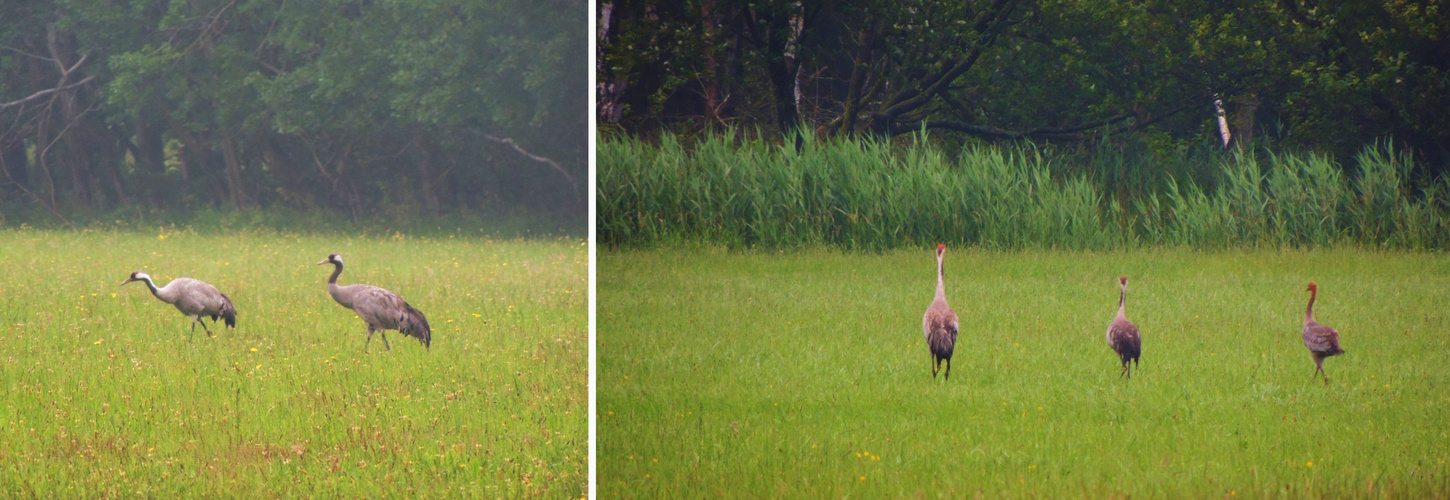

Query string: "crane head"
[1119, 276, 1128, 286]
[316, 254, 342, 266]
[936, 243, 945, 257]
[1306, 282, 1317, 293]
[120, 271, 150, 286]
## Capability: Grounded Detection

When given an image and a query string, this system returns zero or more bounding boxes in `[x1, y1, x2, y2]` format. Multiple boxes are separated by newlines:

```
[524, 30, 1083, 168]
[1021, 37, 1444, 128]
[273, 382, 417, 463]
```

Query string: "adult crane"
[922, 244, 960, 380]
[120, 271, 236, 337]
[1106, 276, 1141, 378]
[317, 253, 431, 351]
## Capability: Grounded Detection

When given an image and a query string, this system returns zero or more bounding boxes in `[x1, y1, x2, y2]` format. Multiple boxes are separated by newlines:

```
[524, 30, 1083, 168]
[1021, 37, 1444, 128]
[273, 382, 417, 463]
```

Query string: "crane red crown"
[937, 243, 945, 251]
[1307, 281, 1317, 292]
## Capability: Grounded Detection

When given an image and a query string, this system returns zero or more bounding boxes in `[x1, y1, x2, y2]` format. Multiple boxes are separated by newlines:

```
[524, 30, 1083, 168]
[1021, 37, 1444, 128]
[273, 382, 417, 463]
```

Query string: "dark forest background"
[1, 0, 585, 232]
[597, 0, 1448, 177]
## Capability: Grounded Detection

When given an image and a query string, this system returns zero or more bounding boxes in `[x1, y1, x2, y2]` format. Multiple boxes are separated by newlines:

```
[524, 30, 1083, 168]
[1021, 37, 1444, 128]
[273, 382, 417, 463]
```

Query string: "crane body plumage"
[922, 244, 959, 380]
[121, 271, 236, 337]
[319, 254, 431, 351]
[1302, 282, 1344, 385]
[1106, 276, 1141, 378]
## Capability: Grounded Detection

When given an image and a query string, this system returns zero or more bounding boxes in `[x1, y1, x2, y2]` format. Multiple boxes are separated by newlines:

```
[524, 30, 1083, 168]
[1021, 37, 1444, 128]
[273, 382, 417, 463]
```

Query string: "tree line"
[598, 0, 1449, 179]
[1, 0, 585, 226]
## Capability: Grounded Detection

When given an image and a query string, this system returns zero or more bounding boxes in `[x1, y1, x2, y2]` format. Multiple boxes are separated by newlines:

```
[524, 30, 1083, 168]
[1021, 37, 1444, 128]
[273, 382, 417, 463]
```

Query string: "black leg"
[944, 358, 951, 381]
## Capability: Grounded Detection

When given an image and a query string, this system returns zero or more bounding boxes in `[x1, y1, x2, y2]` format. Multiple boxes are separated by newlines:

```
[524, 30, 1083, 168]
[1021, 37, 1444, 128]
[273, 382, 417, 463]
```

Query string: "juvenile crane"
[922, 244, 960, 380]
[1302, 282, 1344, 385]
[317, 253, 431, 351]
[1106, 276, 1141, 378]
[120, 271, 236, 337]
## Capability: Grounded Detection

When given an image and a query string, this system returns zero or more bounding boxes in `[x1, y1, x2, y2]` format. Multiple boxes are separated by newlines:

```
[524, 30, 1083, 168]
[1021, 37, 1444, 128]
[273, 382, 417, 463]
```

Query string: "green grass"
[598, 132, 1450, 250]
[599, 247, 1450, 497]
[0, 228, 587, 497]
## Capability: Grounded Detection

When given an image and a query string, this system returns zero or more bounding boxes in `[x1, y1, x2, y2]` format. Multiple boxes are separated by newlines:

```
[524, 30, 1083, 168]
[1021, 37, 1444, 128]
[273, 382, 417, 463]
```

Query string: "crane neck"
[140, 276, 162, 297]
[139, 276, 178, 304]
[1117, 286, 1126, 318]
[327, 262, 344, 286]
[1305, 288, 1316, 322]
[935, 255, 946, 299]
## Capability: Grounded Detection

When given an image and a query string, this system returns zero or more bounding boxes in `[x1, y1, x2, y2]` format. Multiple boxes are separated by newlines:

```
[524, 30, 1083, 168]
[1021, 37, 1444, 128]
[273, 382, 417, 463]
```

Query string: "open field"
[0, 228, 587, 497]
[599, 247, 1450, 497]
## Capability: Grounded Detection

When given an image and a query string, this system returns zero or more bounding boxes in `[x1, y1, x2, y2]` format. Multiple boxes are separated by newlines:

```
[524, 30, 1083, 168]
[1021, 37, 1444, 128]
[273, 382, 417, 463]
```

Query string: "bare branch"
[912, 102, 1198, 141]
[474, 132, 581, 203]
[0, 46, 53, 62]
[0, 75, 96, 111]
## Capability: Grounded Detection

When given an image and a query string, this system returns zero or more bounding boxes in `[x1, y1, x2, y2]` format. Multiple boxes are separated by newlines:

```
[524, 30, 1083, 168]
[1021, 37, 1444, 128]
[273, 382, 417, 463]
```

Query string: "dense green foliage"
[0, 229, 586, 496]
[599, 0, 1450, 176]
[598, 133, 1450, 250]
[1, 0, 585, 225]
[598, 248, 1450, 497]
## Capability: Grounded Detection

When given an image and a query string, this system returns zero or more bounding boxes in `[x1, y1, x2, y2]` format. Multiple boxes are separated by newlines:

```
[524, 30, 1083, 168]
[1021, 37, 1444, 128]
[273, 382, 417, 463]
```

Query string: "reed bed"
[599, 133, 1449, 250]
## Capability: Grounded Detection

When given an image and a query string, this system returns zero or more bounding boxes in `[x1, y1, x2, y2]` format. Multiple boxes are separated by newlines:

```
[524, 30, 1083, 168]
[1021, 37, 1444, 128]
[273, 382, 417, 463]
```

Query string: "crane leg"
[364, 327, 376, 353]
[944, 358, 951, 381]
[931, 357, 940, 379]
[381, 331, 392, 351]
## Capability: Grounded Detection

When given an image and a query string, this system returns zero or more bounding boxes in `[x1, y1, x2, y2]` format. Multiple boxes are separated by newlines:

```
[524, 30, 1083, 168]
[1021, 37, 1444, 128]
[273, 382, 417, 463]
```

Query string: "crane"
[922, 244, 960, 380]
[120, 271, 236, 338]
[1302, 282, 1344, 385]
[1106, 276, 1141, 378]
[317, 253, 431, 351]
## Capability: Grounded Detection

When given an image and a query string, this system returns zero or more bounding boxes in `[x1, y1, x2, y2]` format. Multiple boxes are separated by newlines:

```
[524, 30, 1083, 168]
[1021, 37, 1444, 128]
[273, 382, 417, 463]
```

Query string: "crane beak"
[119, 277, 135, 286]
[315, 259, 330, 265]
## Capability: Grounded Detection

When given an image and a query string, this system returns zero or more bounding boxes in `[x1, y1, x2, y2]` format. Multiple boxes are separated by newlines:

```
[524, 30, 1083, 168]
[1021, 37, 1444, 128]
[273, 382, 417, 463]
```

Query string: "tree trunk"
[597, 2, 625, 124]
[417, 135, 441, 216]
[134, 114, 166, 206]
[1232, 94, 1259, 152]
[1213, 94, 1232, 149]
[219, 133, 251, 208]
[1, 141, 27, 189]
[746, 3, 805, 139]
[699, 0, 723, 126]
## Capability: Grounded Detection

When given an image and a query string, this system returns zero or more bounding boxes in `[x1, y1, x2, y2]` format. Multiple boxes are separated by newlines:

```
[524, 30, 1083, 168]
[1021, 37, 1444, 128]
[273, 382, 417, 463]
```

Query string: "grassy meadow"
[598, 247, 1450, 497]
[0, 228, 587, 497]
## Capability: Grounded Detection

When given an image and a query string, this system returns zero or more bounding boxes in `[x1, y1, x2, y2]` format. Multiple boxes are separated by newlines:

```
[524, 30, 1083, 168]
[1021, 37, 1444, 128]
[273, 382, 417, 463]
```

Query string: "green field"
[599, 247, 1450, 497]
[0, 228, 586, 497]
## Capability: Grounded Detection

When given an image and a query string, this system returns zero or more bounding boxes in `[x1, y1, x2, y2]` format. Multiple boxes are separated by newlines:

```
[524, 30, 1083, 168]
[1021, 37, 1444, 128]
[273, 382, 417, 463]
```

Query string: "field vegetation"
[599, 133, 1450, 250]
[598, 248, 1449, 497]
[0, 228, 587, 497]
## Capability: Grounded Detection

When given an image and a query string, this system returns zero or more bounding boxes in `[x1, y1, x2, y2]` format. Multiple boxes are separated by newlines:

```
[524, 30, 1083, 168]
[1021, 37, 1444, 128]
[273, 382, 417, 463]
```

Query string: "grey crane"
[922, 244, 960, 380]
[1302, 282, 1345, 385]
[1106, 276, 1141, 378]
[120, 271, 236, 337]
[317, 253, 431, 351]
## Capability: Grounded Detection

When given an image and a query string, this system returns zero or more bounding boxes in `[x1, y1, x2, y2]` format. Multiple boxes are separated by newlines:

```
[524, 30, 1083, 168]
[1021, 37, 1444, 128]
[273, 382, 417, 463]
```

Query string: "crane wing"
[1302, 323, 1342, 354]
[1108, 318, 1141, 359]
[350, 286, 431, 349]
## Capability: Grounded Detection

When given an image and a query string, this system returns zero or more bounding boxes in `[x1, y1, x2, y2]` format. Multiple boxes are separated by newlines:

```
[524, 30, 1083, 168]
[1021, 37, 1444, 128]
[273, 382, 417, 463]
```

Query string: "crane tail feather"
[219, 293, 237, 328]
[399, 303, 431, 349]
